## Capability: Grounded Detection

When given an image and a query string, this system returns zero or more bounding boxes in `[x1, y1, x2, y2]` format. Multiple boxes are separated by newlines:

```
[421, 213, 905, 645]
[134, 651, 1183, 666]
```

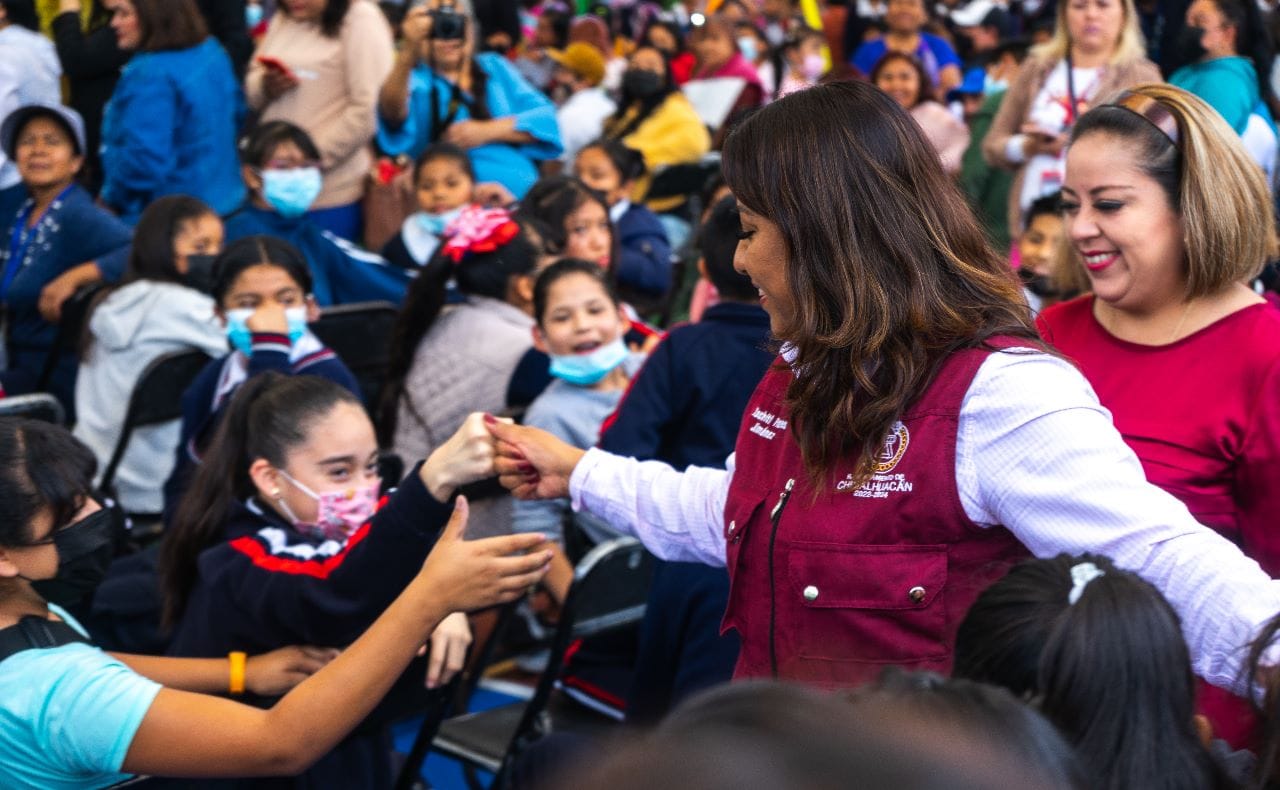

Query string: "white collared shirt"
[569, 348, 1280, 696]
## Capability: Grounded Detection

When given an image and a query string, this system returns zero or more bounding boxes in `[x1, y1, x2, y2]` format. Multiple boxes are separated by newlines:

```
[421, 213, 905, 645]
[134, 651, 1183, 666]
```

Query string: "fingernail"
[483, 413, 496, 425]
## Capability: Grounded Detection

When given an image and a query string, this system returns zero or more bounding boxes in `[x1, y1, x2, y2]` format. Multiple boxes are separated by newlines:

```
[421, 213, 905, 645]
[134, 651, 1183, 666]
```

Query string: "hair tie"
[441, 205, 520, 264]
[1068, 561, 1105, 605]
[1110, 91, 1181, 149]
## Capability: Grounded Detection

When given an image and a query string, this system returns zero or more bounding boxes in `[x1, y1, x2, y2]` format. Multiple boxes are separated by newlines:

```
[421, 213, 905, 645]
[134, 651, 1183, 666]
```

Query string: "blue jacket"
[162, 332, 360, 525]
[376, 52, 562, 199]
[100, 38, 246, 222]
[615, 201, 672, 299]
[223, 205, 412, 307]
[0, 184, 131, 409]
[600, 302, 775, 469]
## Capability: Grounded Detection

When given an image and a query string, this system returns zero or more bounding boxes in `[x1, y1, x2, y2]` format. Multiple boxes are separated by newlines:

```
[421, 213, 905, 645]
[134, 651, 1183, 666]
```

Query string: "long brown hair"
[721, 80, 1041, 487]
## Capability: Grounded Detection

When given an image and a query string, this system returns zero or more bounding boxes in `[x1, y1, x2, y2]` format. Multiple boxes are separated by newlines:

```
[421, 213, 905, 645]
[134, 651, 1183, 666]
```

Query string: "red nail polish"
[483, 413, 497, 424]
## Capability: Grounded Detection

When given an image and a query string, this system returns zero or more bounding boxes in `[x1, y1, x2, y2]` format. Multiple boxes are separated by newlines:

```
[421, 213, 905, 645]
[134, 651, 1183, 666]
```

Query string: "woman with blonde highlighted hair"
[981, 0, 1158, 240]
[1039, 82, 1280, 748]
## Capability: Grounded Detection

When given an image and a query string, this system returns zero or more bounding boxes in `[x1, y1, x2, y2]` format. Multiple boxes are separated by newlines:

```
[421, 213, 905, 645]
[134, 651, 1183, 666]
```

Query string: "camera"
[429, 2, 467, 40]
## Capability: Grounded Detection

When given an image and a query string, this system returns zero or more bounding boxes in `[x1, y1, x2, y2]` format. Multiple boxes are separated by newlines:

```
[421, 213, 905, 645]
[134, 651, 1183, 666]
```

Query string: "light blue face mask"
[548, 336, 630, 386]
[225, 306, 308, 355]
[413, 205, 466, 236]
[261, 167, 323, 219]
[737, 35, 759, 62]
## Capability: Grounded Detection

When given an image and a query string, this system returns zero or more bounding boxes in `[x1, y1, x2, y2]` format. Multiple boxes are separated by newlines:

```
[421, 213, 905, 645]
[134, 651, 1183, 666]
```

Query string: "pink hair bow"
[441, 205, 520, 264]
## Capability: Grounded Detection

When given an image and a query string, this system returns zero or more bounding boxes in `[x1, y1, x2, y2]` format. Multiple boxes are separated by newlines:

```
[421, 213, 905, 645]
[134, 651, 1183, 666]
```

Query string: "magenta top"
[1039, 295, 1280, 574]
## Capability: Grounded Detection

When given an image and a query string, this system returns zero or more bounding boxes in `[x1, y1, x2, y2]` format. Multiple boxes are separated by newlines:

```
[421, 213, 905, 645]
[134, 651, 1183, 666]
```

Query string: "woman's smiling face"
[734, 205, 794, 335]
[1062, 132, 1186, 314]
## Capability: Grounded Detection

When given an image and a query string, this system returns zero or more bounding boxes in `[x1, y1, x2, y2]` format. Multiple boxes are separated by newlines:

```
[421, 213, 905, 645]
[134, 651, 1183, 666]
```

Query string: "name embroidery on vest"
[748, 407, 789, 440]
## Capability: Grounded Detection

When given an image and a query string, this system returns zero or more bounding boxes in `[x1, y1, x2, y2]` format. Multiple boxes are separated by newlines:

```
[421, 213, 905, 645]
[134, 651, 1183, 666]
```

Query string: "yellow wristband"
[228, 651, 247, 695]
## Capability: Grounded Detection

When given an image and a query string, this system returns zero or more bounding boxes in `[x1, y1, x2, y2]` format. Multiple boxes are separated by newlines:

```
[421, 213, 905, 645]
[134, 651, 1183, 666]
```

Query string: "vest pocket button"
[803, 585, 819, 602]
[909, 586, 926, 604]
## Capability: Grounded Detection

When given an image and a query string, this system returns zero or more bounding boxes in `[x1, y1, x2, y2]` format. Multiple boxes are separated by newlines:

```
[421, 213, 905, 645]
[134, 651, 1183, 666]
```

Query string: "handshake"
[416, 412, 588, 504]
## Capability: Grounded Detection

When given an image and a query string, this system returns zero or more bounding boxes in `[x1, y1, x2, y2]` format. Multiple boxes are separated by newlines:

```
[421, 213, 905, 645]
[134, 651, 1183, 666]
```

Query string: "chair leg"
[393, 679, 458, 790]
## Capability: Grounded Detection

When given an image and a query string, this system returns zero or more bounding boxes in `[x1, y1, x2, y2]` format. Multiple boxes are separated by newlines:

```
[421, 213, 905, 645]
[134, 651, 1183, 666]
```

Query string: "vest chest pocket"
[782, 543, 949, 665]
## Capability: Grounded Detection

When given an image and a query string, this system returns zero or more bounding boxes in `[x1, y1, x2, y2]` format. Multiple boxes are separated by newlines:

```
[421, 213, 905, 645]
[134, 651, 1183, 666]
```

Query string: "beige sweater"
[981, 54, 1161, 236]
[245, 0, 393, 209]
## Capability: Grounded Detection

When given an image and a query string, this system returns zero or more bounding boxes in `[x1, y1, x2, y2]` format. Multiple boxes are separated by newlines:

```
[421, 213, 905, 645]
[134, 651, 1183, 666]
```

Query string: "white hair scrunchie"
[1068, 561, 1105, 605]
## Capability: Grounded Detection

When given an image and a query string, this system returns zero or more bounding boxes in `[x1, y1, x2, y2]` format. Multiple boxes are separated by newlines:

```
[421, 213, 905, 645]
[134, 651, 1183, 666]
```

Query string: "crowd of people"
[4, 0, 1280, 787]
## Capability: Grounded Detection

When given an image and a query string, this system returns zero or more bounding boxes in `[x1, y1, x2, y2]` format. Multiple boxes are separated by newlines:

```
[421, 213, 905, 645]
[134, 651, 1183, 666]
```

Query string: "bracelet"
[228, 651, 247, 695]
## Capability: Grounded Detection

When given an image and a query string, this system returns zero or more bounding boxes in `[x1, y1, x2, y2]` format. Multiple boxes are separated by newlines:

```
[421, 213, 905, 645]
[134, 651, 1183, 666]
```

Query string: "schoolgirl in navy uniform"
[159, 373, 536, 789]
[487, 80, 1280, 697]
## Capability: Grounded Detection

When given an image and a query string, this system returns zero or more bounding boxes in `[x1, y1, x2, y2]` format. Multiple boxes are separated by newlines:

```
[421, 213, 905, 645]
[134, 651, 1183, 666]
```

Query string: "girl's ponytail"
[159, 372, 283, 629]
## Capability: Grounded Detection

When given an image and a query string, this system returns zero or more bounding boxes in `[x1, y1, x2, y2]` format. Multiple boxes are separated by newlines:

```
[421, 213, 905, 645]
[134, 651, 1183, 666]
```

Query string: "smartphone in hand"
[257, 55, 297, 81]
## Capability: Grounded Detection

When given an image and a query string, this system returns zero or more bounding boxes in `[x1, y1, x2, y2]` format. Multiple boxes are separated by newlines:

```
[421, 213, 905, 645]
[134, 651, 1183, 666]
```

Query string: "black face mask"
[622, 68, 665, 100]
[1171, 25, 1208, 67]
[183, 253, 218, 295]
[29, 507, 117, 610]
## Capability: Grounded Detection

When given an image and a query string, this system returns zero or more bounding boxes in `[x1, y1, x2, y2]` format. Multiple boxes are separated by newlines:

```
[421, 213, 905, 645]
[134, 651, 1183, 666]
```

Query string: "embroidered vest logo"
[872, 421, 910, 473]
[836, 422, 915, 499]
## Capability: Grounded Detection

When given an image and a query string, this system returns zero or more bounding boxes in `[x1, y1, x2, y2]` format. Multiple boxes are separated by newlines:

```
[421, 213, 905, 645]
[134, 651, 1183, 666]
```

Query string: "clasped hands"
[417, 412, 585, 503]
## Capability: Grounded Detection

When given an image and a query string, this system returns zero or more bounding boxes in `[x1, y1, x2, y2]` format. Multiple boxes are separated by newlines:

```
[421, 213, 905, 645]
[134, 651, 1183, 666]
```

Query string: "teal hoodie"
[1170, 56, 1264, 134]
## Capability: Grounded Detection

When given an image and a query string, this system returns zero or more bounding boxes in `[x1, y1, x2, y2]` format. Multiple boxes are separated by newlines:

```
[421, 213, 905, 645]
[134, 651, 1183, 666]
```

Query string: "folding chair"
[643, 155, 722, 205]
[35, 281, 107, 391]
[307, 301, 400, 410]
[99, 350, 213, 502]
[428, 537, 655, 790]
[0, 392, 66, 424]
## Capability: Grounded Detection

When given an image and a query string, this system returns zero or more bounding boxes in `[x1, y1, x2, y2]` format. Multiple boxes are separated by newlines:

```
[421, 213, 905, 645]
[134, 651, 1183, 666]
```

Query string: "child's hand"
[245, 302, 289, 336]
[418, 497, 552, 612]
[422, 611, 472, 689]
[419, 412, 507, 500]
[473, 182, 516, 208]
[245, 645, 341, 697]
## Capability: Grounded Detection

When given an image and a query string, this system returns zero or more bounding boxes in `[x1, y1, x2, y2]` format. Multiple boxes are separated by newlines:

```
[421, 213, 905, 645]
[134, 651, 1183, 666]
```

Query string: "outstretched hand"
[245, 645, 341, 697]
[418, 496, 552, 613]
[485, 419, 586, 501]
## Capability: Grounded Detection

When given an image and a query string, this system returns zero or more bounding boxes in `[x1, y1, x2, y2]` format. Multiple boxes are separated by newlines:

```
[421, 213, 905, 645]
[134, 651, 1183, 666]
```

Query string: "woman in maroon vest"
[486, 80, 1280, 694]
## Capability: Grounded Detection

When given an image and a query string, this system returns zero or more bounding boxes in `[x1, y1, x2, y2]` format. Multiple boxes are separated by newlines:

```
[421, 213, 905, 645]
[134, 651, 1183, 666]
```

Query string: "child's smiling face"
[536, 271, 628, 357]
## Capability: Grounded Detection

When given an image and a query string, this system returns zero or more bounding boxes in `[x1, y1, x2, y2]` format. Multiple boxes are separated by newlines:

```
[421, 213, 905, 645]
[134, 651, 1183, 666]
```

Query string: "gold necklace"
[1166, 301, 1195, 344]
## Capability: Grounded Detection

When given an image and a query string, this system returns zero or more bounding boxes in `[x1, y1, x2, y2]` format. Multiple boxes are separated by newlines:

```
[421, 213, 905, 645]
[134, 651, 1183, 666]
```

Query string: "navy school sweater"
[158, 465, 449, 790]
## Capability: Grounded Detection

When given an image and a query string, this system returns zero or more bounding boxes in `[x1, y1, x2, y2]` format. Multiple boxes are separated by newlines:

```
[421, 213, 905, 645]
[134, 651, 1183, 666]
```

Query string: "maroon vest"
[722, 342, 1029, 687]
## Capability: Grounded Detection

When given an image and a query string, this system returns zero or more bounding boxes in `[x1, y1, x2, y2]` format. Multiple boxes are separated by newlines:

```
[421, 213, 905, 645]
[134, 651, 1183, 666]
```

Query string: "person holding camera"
[376, 0, 562, 201]
[244, 0, 395, 241]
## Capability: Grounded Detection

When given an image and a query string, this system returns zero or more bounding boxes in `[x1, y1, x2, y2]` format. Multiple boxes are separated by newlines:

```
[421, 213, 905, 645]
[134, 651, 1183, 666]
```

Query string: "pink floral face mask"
[275, 470, 380, 541]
